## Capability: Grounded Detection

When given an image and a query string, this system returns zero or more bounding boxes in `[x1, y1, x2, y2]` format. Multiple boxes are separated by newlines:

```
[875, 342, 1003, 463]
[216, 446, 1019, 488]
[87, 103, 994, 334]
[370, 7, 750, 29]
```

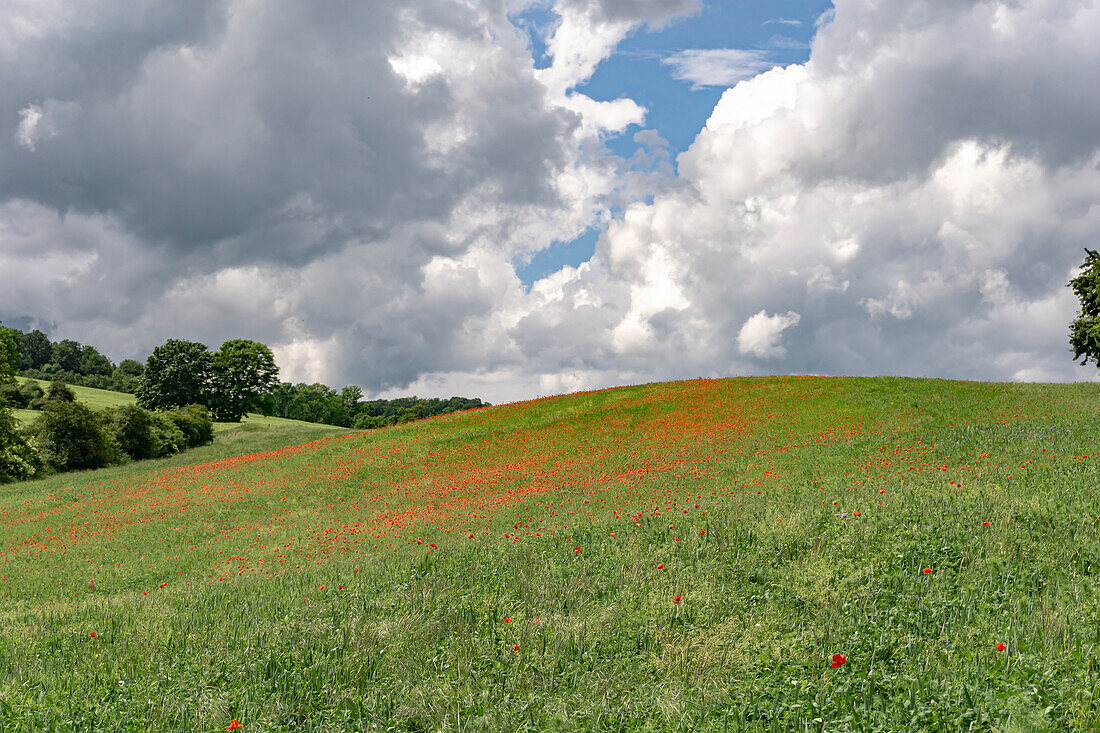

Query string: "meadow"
[0, 376, 1097, 731]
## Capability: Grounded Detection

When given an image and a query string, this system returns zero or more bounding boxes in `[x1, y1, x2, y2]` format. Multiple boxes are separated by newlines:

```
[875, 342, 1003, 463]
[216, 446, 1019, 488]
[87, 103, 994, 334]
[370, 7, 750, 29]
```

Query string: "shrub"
[47, 380, 76, 402]
[30, 401, 121, 472]
[164, 404, 215, 448]
[0, 380, 43, 409]
[106, 405, 186, 460]
[0, 406, 40, 483]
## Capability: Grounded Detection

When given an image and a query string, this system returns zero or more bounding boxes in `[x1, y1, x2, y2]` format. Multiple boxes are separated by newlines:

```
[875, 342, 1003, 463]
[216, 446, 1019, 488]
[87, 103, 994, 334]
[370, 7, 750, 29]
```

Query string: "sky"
[1, 0, 1098, 404]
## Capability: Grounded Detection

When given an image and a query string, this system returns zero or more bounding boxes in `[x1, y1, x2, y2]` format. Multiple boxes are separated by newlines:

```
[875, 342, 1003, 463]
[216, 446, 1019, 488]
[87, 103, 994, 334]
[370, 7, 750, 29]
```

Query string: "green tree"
[17, 329, 52, 370]
[0, 325, 19, 381]
[79, 346, 114, 376]
[46, 380, 76, 403]
[136, 339, 213, 411]
[1069, 249, 1100, 367]
[0, 405, 40, 483]
[30, 401, 121, 472]
[51, 339, 83, 373]
[117, 359, 145, 377]
[208, 339, 280, 422]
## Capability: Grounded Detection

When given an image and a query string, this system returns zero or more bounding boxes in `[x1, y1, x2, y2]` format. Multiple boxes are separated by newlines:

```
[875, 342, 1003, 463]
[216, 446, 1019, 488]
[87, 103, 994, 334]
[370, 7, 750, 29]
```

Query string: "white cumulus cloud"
[738, 310, 801, 358]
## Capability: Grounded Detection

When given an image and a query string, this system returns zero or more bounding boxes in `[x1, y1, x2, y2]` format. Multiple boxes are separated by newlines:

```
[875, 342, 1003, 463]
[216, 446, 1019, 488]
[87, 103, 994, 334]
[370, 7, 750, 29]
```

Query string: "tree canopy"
[208, 339, 280, 422]
[136, 339, 214, 411]
[1068, 248, 1100, 368]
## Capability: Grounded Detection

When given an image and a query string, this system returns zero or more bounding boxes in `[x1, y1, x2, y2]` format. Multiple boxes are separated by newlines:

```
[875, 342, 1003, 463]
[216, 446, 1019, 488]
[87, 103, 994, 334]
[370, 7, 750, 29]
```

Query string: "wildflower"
[573, 547, 580, 553]
[996, 643, 1005, 652]
[922, 567, 932, 574]
[657, 563, 664, 570]
[337, 585, 344, 590]
[503, 617, 511, 623]
[830, 653, 846, 667]
[512, 643, 519, 651]
[320, 585, 325, 590]
[228, 721, 243, 731]
[89, 632, 97, 637]
[673, 595, 682, 604]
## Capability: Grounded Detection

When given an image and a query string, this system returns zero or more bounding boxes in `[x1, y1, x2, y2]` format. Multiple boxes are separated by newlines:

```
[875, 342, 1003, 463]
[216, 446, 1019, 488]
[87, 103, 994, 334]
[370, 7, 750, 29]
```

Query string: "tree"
[136, 339, 213, 411]
[17, 329, 52, 370]
[80, 345, 114, 376]
[30, 401, 121, 472]
[208, 339, 280, 422]
[46, 380, 76, 403]
[51, 339, 84, 373]
[0, 405, 40, 483]
[117, 359, 145, 377]
[1069, 248, 1100, 367]
[0, 326, 18, 381]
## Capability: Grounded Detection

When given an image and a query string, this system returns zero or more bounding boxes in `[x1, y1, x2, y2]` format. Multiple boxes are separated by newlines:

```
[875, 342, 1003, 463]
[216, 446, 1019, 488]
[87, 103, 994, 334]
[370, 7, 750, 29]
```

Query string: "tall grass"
[0, 377, 1097, 731]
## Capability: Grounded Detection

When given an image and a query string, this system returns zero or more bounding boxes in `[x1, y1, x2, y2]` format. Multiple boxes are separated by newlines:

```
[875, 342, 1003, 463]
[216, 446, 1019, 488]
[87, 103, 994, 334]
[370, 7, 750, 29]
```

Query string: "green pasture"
[0, 377, 1098, 731]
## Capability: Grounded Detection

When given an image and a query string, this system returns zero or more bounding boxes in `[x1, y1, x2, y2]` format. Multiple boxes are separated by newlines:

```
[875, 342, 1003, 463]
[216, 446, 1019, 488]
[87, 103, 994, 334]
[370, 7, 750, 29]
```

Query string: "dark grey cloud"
[1, 0, 573, 266]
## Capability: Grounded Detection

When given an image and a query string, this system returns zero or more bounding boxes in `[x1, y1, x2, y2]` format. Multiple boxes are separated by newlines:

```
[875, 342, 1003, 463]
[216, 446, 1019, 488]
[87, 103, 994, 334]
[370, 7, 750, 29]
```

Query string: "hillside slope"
[0, 377, 1097, 731]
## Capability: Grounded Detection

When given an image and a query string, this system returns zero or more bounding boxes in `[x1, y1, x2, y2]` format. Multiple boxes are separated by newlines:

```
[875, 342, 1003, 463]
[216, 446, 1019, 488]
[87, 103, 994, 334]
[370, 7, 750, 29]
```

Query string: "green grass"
[0, 376, 1098, 731]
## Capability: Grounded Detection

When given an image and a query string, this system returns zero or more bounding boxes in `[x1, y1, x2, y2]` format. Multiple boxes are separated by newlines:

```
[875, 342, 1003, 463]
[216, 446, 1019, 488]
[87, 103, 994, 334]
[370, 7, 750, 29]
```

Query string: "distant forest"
[0, 326, 487, 429]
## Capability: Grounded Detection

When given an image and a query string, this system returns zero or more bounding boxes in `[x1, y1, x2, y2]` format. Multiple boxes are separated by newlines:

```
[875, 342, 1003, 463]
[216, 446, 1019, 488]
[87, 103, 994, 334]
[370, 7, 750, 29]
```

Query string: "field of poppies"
[0, 376, 1097, 731]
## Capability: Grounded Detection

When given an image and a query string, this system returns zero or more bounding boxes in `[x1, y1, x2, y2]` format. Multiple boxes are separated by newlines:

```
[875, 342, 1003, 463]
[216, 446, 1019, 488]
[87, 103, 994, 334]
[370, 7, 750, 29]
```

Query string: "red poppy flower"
[830, 653, 846, 667]
[673, 595, 682, 604]
[89, 632, 97, 637]
[512, 643, 519, 651]
[922, 568, 932, 574]
[228, 720, 243, 731]
[503, 617, 511, 623]
[573, 547, 580, 553]
[996, 643, 1005, 652]
[657, 563, 664, 570]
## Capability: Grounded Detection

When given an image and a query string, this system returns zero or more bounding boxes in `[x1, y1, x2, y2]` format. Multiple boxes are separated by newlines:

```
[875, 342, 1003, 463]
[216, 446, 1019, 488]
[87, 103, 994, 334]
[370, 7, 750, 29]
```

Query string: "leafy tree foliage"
[0, 405, 40, 483]
[46, 380, 76, 403]
[208, 339, 280, 422]
[118, 359, 145, 377]
[30, 401, 121, 472]
[105, 405, 186, 460]
[51, 339, 84, 373]
[1069, 248, 1100, 367]
[164, 405, 215, 448]
[16, 329, 52, 370]
[0, 380, 42, 409]
[80, 346, 114, 376]
[0, 326, 18, 381]
[136, 339, 213, 411]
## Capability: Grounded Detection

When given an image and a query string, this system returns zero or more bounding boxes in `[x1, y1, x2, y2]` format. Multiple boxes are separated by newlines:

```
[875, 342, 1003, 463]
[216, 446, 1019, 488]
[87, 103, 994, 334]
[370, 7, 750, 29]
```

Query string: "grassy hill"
[0, 376, 1098, 730]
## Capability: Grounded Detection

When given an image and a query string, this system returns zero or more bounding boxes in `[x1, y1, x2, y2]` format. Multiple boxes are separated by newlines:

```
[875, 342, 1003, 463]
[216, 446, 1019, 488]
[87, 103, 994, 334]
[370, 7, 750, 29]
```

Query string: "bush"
[47, 380, 76, 403]
[0, 380, 43, 409]
[0, 406, 40, 483]
[30, 401, 121, 472]
[106, 405, 186, 460]
[164, 404, 215, 448]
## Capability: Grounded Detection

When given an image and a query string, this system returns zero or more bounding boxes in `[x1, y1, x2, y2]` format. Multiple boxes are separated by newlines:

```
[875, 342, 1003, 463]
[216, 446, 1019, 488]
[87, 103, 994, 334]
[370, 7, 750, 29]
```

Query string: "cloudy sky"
[2, 0, 1098, 403]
